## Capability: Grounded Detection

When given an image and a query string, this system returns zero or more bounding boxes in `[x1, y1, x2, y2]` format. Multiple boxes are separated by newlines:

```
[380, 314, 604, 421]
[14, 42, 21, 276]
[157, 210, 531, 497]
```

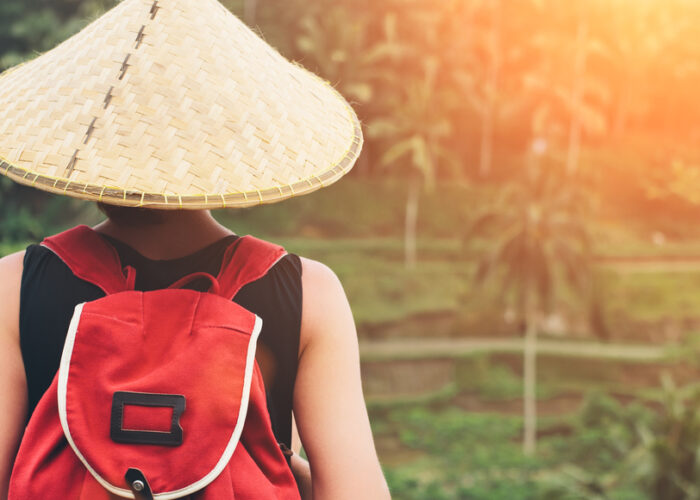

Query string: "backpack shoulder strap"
[217, 236, 287, 300]
[41, 225, 131, 295]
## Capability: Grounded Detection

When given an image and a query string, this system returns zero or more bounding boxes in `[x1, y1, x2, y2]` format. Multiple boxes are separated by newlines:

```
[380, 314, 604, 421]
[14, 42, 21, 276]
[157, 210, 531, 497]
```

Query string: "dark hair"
[97, 202, 170, 226]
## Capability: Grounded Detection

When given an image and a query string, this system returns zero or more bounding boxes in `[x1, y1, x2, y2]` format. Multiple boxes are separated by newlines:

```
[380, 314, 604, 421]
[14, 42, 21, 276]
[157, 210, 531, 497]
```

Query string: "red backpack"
[9, 226, 301, 500]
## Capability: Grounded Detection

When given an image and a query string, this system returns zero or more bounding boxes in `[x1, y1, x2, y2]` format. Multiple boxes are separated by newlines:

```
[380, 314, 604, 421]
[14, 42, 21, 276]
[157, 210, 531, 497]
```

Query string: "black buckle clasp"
[111, 391, 186, 446]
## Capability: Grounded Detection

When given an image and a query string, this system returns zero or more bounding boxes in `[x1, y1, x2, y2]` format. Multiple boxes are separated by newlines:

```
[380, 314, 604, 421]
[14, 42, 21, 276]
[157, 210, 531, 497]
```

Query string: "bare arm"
[293, 258, 390, 500]
[0, 252, 28, 499]
[289, 416, 312, 499]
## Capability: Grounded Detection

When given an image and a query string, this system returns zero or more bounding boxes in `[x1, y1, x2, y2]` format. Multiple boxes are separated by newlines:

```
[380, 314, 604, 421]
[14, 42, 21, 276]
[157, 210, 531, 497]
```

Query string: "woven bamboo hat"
[0, 0, 362, 209]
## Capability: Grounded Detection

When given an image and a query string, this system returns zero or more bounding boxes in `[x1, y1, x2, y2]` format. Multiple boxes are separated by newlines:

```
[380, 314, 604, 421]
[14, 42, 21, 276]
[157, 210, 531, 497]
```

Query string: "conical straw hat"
[0, 0, 362, 209]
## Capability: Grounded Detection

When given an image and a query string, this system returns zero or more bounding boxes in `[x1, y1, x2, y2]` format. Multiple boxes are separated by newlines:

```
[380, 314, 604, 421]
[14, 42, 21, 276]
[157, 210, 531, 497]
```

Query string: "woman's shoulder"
[0, 250, 26, 343]
[297, 256, 356, 351]
[0, 249, 25, 274]
[0, 250, 25, 297]
[298, 257, 348, 318]
[298, 256, 341, 289]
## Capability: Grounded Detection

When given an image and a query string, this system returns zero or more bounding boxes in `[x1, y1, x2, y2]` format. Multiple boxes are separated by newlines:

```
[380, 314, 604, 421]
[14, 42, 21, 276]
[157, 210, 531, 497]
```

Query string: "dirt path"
[359, 337, 670, 362]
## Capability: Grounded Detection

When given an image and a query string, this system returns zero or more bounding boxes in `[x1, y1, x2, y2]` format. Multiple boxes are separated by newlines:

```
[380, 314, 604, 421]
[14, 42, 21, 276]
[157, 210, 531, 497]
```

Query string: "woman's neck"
[93, 210, 234, 260]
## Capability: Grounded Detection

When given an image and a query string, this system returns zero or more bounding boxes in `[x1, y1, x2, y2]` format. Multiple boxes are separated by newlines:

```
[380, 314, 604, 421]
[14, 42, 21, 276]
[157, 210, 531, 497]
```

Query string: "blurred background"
[3, 0, 700, 498]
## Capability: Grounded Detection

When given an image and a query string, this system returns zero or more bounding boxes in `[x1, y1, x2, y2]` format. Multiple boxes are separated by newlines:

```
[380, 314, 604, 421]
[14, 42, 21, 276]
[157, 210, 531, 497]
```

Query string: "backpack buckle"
[110, 391, 186, 446]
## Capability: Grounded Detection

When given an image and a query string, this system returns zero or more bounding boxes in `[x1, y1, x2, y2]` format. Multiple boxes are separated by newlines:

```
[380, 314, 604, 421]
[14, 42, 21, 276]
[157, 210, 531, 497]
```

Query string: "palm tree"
[368, 57, 454, 268]
[524, 1, 610, 176]
[597, 0, 681, 138]
[479, 0, 502, 178]
[565, 11, 589, 176]
[366, 9, 456, 268]
[467, 146, 592, 455]
[292, 2, 375, 104]
[441, 0, 502, 180]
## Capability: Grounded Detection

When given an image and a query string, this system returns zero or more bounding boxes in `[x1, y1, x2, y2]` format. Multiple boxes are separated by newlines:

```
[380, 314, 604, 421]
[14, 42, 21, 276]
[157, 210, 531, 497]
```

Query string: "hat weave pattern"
[0, 0, 362, 208]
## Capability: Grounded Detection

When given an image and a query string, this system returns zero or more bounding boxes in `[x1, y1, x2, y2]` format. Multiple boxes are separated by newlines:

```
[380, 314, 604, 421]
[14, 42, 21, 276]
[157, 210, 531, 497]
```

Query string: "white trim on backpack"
[57, 303, 264, 499]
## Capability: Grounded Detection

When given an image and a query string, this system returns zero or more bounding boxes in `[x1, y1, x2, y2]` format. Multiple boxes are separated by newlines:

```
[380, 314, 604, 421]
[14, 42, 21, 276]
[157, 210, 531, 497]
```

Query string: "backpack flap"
[58, 289, 263, 499]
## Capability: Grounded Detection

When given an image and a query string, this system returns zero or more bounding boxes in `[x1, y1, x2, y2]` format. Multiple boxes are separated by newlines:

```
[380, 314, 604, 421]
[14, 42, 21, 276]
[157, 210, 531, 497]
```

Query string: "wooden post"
[404, 176, 420, 269]
[523, 289, 537, 456]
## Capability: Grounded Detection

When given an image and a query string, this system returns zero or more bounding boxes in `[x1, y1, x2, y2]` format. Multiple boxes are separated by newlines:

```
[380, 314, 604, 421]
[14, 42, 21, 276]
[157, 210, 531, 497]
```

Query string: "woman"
[0, 207, 389, 499]
[0, 0, 389, 497]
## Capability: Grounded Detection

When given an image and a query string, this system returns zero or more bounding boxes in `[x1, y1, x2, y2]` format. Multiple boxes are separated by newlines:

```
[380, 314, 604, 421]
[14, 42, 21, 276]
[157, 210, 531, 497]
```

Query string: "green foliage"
[542, 379, 700, 500]
[643, 377, 700, 500]
[601, 269, 700, 321]
[0, 0, 115, 70]
[0, 176, 99, 247]
[392, 406, 543, 473]
[215, 178, 477, 240]
[381, 405, 546, 499]
[379, 379, 700, 500]
[371, 355, 700, 500]
[567, 392, 650, 472]
[459, 479, 544, 500]
[457, 356, 525, 400]
[385, 469, 459, 500]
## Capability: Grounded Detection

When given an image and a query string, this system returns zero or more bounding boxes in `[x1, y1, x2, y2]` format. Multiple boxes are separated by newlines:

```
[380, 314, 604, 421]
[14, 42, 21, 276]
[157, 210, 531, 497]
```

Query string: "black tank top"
[19, 232, 302, 449]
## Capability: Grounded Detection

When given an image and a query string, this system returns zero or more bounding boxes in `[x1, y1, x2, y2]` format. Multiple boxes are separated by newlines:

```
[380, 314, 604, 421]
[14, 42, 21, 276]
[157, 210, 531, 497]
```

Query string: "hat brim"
[0, 83, 362, 209]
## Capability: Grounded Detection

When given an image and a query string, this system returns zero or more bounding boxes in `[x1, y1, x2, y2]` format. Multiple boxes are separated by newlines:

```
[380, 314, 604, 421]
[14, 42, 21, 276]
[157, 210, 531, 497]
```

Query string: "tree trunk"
[565, 17, 588, 176]
[244, 0, 258, 26]
[479, 104, 495, 178]
[404, 177, 420, 269]
[523, 290, 538, 456]
[479, 0, 501, 178]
